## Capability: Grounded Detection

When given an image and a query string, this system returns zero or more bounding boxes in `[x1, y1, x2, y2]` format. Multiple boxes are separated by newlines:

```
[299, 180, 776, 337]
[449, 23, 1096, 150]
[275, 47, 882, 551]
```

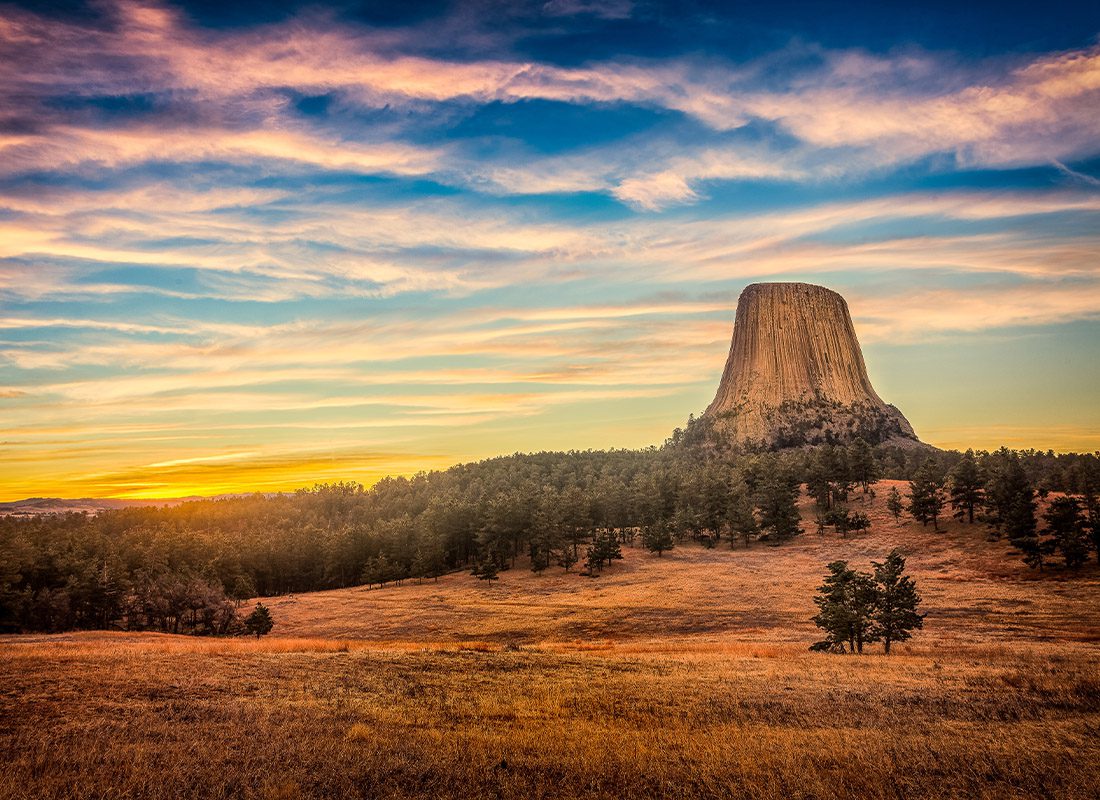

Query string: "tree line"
[1, 439, 1096, 633]
[897, 448, 1099, 571]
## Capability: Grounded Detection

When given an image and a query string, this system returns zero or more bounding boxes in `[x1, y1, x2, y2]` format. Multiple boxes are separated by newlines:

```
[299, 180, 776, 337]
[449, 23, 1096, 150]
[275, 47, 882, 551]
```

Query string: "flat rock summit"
[704, 282, 921, 449]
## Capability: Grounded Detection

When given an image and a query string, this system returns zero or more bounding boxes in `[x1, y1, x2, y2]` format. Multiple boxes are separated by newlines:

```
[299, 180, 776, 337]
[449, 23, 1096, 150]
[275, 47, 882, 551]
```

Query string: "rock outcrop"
[703, 282, 921, 449]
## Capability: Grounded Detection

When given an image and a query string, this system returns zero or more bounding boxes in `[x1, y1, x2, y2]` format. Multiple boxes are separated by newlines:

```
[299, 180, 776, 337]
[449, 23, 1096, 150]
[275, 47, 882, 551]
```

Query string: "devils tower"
[703, 282, 921, 449]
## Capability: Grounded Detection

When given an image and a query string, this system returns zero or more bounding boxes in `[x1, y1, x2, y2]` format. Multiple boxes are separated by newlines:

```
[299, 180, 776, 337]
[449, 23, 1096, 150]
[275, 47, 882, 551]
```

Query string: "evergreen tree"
[823, 506, 851, 537]
[811, 561, 878, 654]
[886, 486, 904, 523]
[471, 560, 500, 584]
[529, 545, 551, 575]
[848, 511, 871, 535]
[725, 483, 759, 548]
[756, 469, 802, 542]
[987, 453, 1047, 569]
[847, 438, 879, 495]
[812, 561, 857, 651]
[1044, 496, 1090, 568]
[595, 529, 623, 567]
[556, 548, 578, 573]
[907, 459, 945, 530]
[642, 523, 675, 557]
[360, 553, 394, 589]
[948, 450, 984, 524]
[1070, 462, 1100, 561]
[805, 453, 833, 512]
[846, 571, 879, 654]
[870, 550, 923, 654]
[411, 543, 446, 582]
[243, 602, 274, 638]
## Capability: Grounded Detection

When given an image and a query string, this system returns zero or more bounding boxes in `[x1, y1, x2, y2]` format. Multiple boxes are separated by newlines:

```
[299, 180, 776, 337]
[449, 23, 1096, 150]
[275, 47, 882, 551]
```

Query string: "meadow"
[2, 482, 1098, 799]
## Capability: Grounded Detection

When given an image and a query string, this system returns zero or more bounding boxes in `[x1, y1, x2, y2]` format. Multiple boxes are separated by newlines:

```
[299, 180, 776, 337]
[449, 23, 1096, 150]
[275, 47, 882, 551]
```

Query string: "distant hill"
[0, 494, 276, 517]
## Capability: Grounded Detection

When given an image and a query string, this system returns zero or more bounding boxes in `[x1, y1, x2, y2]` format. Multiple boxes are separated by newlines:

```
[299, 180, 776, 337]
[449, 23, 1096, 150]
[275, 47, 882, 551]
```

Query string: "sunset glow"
[2, 0, 1099, 499]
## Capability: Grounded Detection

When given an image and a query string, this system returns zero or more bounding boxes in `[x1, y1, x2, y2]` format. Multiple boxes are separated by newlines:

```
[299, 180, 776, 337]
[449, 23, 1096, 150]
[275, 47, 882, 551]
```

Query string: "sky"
[2, 0, 1099, 500]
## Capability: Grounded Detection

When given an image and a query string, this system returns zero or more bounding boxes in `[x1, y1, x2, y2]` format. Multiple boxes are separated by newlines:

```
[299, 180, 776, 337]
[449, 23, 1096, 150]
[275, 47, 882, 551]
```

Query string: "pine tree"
[811, 561, 878, 654]
[987, 453, 1047, 569]
[725, 483, 759, 548]
[1070, 462, 1100, 562]
[642, 523, 675, 556]
[886, 486, 904, 522]
[556, 548, 578, 573]
[870, 550, 923, 654]
[805, 453, 833, 512]
[471, 560, 499, 584]
[756, 468, 802, 542]
[1044, 496, 1090, 568]
[243, 603, 274, 638]
[847, 571, 879, 654]
[848, 511, 871, 535]
[529, 546, 551, 575]
[907, 459, 945, 530]
[411, 544, 445, 583]
[823, 506, 851, 537]
[948, 450, 984, 524]
[595, 529, 623, 567]
[360, 553, 394, 589]
[847, 438, 879, 495]
[812, 561, 857, 652]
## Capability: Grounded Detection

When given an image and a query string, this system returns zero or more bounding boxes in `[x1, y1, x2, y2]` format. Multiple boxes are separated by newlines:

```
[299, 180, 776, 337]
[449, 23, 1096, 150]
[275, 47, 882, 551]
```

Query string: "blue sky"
[1, 0, 1099, 498]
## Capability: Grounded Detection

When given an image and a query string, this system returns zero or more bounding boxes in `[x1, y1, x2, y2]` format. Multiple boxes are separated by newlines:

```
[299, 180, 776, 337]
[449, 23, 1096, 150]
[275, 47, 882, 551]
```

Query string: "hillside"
[256, 480, 1098, 647]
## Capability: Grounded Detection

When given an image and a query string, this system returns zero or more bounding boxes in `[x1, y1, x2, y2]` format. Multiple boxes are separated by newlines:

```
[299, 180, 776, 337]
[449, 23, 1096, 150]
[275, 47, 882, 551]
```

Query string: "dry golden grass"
[2, 482, 1098, 799]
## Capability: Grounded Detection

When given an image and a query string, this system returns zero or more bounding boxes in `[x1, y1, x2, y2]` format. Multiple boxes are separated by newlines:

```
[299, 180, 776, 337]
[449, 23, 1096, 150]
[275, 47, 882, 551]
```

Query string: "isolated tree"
[948, 450, 984, 524]
[642, 523, 675, 557]
[243, 603, 274, 639]
[1044, 496, 1090, 568]
[907, 459, 945, 530]
[812, 561, 857, 652]
[811, 561, 878, 654]
[886, 486, 904, 523]
[870, 550, 924, 654]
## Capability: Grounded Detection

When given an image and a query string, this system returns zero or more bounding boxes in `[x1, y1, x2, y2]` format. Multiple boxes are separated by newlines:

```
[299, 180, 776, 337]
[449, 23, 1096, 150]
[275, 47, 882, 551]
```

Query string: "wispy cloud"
[4, 2, 1099, 209]
[1, 0, 1098, 497]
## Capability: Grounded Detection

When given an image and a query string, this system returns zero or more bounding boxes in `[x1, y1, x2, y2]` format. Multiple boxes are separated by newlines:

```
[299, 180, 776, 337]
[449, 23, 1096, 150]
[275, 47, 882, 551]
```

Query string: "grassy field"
[2, 481, 1099, 799]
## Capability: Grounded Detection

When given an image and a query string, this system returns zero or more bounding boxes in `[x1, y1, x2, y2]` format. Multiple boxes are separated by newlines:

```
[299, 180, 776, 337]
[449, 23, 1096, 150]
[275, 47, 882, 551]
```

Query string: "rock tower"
[704, 282, 920, 449]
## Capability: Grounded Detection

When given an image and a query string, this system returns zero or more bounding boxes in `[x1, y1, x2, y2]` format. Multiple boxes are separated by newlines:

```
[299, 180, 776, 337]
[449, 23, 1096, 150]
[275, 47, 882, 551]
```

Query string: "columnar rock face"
[704, 282, 921, 448]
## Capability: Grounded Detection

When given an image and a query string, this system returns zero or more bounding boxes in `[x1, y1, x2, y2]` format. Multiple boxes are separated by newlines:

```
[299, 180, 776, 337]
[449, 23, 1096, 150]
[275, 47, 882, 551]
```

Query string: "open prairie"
[2, 482, 1099, 799]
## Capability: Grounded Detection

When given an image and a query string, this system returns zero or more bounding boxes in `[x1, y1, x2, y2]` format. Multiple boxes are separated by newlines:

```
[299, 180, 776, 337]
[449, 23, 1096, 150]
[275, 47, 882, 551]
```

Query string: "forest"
[2, 432, 1098, 635]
